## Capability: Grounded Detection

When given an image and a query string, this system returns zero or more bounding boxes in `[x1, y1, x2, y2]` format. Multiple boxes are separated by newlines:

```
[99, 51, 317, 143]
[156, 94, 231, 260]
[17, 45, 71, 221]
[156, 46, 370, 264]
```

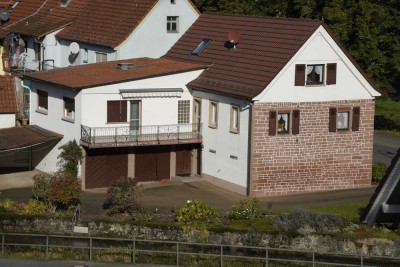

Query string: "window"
[178, 100, 190, 124]
[130, 101, 140, 131]
[306, 64, 324, 85]
[171, 0, 176, 3]
[269, 110, 300, 136]
[34, 42, 41, 61]
[230, 105, 240, 133]
[83, 48, 88, 63]
[192, 39, 211, 55]
[95, 52, 107, 63]
[107, 100, 127, 123]
[209, 101, 218, 128]
[167, 16, 179, 33]
[63, 97, 75, 121]
[294, 63, 337, 86]
[37, 90, 48, 113]
[329, 107, 360, 132]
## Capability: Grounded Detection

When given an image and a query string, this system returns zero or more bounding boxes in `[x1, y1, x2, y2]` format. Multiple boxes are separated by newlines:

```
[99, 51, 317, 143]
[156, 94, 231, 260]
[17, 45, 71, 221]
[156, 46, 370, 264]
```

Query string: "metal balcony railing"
[81, 123, 202, 148]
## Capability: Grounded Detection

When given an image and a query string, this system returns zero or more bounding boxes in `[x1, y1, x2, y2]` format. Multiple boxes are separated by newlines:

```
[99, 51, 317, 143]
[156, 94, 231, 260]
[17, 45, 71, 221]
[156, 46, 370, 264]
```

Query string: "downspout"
[246, 101, 254, 196]
[21, 80, 30, 123]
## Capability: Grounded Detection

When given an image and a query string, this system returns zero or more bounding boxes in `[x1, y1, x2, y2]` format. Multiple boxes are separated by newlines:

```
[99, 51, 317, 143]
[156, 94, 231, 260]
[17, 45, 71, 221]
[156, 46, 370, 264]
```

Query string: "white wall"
[255, 26, 380, 103]
[116, 0, 199, 59]
[0, 114, 16, 128]
[192, 91, 250, 189]
[81, 70, 203, 127]
[29, 81, 82, 173]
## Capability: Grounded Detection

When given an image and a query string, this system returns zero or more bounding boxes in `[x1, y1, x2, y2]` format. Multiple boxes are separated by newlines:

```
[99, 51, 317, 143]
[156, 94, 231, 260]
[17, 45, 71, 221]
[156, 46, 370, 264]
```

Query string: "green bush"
[225, 197, 267, 221]
[175, 199, 221, 230]
[32, 172, 82, 212]
[104, 177, 143, 217]
[372, 162, 387, 183]
[20, 199, 47, 215]
[57, 140, 83, 176]
[272, 209, 343, 235]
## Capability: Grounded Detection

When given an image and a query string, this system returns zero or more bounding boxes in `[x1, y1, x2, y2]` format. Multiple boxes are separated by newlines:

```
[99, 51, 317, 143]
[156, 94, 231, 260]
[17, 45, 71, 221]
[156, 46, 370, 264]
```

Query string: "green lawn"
[308, 201, 368, 222]
[375, 98, 400, 132]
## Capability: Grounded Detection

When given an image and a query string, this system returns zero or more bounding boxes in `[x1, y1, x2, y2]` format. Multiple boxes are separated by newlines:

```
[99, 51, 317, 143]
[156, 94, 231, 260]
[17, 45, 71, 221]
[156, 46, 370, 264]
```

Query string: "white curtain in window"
[315, 65, 323, 82]
[306, 66, 313, 75]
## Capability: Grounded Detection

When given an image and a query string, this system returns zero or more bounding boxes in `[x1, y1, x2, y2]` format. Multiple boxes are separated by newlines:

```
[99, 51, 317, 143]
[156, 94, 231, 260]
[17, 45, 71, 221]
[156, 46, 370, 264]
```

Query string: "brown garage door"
[176, 147, 192, 176]
[135, 146, 170, 182]
[85, 148, 128, 189]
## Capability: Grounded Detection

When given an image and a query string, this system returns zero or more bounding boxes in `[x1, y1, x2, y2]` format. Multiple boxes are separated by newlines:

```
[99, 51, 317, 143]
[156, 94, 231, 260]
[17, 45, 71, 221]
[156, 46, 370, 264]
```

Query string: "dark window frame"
[63, 97, 75, 121]
[37, 89, 48, 113]
[306, 64, 325, 85]
[167, 16, 179, 33]
[107, 100, 128, 123]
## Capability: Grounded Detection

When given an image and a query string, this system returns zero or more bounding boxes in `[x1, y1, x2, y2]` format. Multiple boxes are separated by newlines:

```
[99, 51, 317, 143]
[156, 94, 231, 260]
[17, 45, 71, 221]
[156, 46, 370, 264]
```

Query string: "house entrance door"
[176, 146, 192, 176]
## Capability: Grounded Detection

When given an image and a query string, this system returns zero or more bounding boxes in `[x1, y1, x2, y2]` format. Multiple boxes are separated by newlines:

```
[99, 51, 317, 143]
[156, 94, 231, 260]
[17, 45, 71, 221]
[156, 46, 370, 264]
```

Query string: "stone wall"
[0, 218, 399, 257]
[251, 100, 375, 196]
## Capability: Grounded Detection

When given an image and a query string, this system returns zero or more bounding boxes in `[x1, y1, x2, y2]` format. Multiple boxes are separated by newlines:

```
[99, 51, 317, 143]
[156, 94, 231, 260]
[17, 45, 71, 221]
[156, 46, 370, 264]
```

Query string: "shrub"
[226, 197, 267, 221]
[175, 199, 221, 230]
[104, 177, 142, 216]
[272, 209, 343, 235]
[20, 199, 47, 215]
[32, 172, 82, 212]
[0, 198, 17, 212]
[57, 140, 83, 176]
[372, 162, 387, 183]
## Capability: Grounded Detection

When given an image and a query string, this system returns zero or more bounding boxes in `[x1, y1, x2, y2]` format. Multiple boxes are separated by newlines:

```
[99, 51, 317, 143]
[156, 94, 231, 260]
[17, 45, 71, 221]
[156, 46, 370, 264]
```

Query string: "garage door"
[85, 148, 128, 189]
[135, 146, 170, 182]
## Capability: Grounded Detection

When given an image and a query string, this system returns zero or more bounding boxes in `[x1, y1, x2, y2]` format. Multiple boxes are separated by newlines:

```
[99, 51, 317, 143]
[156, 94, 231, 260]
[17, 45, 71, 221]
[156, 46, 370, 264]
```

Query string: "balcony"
[81, 123, 202, 148]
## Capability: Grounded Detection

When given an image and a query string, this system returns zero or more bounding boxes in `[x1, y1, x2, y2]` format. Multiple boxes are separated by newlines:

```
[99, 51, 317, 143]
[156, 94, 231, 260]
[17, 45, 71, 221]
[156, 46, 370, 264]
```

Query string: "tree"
[57, 140, 83, 177]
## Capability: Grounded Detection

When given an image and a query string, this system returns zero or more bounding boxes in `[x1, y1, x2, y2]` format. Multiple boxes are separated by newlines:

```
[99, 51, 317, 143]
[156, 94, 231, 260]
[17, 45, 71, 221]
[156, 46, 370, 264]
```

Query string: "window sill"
[35, 109, 48, 115]
[208, 124, 218, 129]
[167, 31, 179, 34]
[305, 84, 326, 87]
[106, 122, 129, 124]
[62, 117, 75, 123]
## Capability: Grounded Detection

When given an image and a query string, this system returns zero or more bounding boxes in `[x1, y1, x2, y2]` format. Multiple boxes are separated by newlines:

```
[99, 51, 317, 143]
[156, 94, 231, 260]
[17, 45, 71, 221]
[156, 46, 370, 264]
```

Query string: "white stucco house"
[24, 58, 206, 188]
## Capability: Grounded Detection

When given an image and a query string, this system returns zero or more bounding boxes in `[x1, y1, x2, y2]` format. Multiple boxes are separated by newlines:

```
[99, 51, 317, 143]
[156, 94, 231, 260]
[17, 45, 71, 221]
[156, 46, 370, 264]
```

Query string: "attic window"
[192, 39, 211, 56]
[60, 0, 71, 7]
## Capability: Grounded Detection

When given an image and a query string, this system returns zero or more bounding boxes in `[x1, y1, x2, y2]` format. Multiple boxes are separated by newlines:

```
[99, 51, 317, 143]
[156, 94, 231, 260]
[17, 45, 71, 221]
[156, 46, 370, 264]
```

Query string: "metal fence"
[1, 233, 400, 266]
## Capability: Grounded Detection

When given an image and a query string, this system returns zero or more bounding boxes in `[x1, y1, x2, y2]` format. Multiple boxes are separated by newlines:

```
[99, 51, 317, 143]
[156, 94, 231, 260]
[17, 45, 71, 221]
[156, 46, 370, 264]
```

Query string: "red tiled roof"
[23, 58, 207, 89]
[4, 0, 88, 37]
[56, 0, 158, 48]
[164, 13, 321, 99]
[0, 125, 62, 151]
[0, 76, 17, 113]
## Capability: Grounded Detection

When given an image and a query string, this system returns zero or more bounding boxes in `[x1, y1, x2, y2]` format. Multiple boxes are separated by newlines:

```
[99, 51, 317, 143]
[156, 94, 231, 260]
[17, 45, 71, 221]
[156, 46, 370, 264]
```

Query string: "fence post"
[312, 251, 315, 267]
[133, 239, 136, 264]
[220, 245, 223, 267]
[176, 242, 179, 266]
[45, 235, 49, 260]
[89, 237, 92, 261]
[265, 247, 268, 267]
[1, 234, 4, 257]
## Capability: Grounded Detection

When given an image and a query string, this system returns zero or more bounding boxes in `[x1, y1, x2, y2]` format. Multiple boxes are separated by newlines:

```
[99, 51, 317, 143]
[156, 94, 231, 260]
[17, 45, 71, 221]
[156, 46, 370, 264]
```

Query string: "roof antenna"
[224, 30, 240, 50]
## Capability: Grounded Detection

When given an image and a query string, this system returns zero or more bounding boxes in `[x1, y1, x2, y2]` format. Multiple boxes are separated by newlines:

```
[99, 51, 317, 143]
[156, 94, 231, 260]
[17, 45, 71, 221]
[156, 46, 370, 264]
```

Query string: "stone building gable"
[251, 99, 375, 196]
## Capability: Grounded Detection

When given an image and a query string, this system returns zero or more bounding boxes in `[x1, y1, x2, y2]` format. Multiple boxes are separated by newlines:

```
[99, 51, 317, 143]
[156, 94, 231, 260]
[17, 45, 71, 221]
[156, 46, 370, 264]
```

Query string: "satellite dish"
[228, 30, 240, 44]
[69, 42, 80, 54]
[1, 10, 9, 22]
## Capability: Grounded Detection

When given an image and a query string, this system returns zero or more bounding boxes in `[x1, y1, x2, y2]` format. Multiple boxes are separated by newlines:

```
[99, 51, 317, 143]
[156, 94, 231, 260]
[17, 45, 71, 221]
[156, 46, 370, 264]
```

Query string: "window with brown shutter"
[352, 106, 360, 131]
[292, 110, 300, 135]
[37, 90, 48, 112]
[295, 64, 305, 86]
[63, 97, 75, 120]
[107, 100, 127, 123]
[269, 111, 277, 136]
[329, 107, 337, 132]
[326, 63, 337, 85]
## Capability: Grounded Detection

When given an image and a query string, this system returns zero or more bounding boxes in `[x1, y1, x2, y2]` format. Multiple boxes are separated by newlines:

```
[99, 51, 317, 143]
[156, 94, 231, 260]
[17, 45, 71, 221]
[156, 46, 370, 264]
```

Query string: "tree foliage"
[57, 140, 83, 177]
[193, 0, 400, 98]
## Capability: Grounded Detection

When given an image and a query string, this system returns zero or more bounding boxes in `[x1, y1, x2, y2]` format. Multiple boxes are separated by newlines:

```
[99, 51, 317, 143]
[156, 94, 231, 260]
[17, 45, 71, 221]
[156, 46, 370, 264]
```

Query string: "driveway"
[373, 131, 400, 165]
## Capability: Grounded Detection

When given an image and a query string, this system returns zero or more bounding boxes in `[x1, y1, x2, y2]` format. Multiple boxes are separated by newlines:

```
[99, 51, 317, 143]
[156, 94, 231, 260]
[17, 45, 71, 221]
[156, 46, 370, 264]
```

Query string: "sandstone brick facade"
[251, 100, 375, 197]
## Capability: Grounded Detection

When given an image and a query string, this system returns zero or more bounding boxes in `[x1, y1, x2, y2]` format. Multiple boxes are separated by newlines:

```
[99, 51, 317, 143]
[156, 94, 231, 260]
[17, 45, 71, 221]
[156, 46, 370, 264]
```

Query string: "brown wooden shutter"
[329, 107, 337, 132]
[269, 111, 277, 136]
[108, 100, 127, 122]
[352, 106, 360, 131]
[295, 64, 305, 86]
[120, 100, 127, 122]
[326, 63, 337, 85]
[38, 90, 48, 109]
[292, 110, 300, 135]
[64, 97, 74, 111]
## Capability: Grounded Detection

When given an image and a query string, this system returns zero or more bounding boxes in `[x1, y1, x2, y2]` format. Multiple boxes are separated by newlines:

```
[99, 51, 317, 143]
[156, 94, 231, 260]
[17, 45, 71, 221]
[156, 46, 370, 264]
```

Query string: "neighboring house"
[23, 58, 206, 189]
[0, 76, 17, 128]
[163, 13, 381, 196]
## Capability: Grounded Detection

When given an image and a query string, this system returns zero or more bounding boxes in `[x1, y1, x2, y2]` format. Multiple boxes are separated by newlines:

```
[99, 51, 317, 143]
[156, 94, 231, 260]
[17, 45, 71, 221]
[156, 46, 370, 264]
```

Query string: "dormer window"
[192, 39, 211, 56]
[306, 64, 324, 85]
[61, 0, 71, 7]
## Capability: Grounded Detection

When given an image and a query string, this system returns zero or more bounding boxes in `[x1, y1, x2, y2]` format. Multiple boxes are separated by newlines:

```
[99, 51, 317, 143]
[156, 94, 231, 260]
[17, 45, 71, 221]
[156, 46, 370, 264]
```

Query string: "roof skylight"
[191, 39, 211, 56]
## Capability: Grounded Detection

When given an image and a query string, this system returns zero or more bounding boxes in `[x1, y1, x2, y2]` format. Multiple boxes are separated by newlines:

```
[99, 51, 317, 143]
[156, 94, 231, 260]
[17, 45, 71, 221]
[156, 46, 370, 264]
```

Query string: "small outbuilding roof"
[0, 76, 17, 114]
[23, 58, 207, 90]
[0, 125, 63, 151]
